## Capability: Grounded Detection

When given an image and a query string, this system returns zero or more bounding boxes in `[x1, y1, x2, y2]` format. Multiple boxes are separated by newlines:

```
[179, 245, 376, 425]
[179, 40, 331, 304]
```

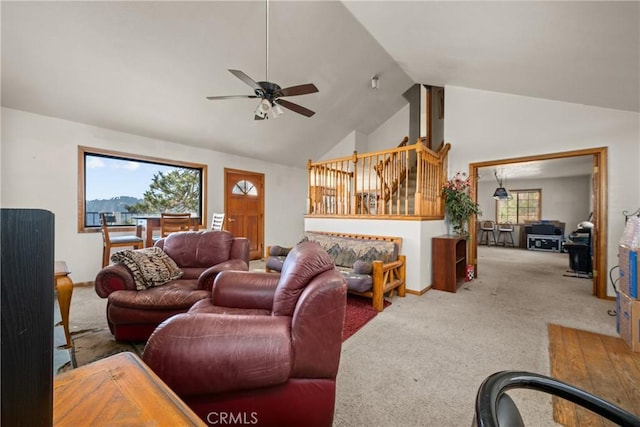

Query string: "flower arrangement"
[442, 172, 481, 237]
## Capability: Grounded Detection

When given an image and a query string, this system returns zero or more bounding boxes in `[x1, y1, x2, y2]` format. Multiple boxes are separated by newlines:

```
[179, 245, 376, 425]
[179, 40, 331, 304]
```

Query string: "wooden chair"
[100, 213, 144, 268]
[210, 213, 225, 231]
[160, 213, 193, 238]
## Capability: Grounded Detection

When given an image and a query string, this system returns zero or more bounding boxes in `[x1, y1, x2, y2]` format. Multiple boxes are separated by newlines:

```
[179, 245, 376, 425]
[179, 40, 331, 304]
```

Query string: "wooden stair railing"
[375, 137, 409, 205]
[307, 137, 449, 217]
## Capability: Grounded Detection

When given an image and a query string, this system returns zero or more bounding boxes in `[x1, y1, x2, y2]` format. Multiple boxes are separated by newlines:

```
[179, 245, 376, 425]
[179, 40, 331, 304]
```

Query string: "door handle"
[228, 218, 236, 222]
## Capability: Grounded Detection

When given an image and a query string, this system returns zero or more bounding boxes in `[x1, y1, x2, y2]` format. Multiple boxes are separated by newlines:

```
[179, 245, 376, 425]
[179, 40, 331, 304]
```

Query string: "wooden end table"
[54, 261, 73, 348]
[54, 352, 204, 426]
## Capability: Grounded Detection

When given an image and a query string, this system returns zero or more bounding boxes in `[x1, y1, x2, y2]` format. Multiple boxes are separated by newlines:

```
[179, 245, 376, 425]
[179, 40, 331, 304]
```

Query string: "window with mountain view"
[79, 147, 206, 230]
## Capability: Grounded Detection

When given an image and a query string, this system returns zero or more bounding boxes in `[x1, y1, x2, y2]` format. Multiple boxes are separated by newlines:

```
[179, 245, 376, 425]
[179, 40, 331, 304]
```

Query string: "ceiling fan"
[206, 0, 318, 120]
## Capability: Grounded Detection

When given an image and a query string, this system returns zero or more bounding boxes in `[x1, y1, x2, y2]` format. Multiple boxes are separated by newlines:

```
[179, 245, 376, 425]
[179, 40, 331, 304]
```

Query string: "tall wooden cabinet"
[432, 235, 467, 292]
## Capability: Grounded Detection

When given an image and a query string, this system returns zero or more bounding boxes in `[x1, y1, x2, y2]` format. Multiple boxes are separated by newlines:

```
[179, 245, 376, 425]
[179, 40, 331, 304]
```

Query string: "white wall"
[1, 108, 308, 283]
[366, 104, 409, 152]
[445, 86, 640, 296]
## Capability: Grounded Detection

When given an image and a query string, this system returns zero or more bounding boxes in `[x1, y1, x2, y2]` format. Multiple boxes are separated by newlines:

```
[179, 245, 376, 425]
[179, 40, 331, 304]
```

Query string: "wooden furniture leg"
[54, 261, 73, 349]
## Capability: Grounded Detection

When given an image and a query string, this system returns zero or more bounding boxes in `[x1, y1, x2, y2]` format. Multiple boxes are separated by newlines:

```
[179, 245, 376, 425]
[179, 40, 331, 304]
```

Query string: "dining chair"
[210, 213, 225, 231]
[160, 212, 193, 238]
[100, 212, 144, 268]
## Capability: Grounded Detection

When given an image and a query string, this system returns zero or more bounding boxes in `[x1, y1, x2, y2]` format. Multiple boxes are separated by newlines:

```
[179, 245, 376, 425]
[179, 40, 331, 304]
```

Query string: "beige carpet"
[333, 246, 617, 426]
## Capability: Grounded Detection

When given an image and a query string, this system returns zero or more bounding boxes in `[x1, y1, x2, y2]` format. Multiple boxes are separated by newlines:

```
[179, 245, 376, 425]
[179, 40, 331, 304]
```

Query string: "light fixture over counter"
[493, 170, 512, 200]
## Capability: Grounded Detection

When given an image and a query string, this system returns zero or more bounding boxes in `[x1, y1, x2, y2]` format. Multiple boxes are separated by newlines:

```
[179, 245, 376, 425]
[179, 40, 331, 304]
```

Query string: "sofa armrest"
[370, 254, 406, 312]
[230, 237, 250, 265]
[212, 271, 280, 310]
[143, 313, 292, 396]
[197, 259, 250, 291]
[94, 263, 137, 297]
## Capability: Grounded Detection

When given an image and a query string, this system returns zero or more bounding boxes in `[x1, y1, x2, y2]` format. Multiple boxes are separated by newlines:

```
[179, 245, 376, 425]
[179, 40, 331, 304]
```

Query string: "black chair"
[473, 371, 640, 427]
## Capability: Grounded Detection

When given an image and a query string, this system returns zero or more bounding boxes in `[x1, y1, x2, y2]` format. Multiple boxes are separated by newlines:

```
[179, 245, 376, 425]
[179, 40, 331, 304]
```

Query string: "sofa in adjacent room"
[94, 230, 249, 341]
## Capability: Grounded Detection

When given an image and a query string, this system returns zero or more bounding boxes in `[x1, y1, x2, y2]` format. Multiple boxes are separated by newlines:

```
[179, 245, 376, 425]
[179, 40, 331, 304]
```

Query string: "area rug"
[547, 323, 640, 426]
[71, 296, 391, 367]
[71, 328, 144, 368]
[342, 295, 391, 341]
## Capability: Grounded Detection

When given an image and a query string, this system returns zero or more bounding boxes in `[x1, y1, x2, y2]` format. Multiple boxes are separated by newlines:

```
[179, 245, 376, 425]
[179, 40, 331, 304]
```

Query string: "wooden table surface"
[133, 216, 202, 247]
[54, 352, 205, 426]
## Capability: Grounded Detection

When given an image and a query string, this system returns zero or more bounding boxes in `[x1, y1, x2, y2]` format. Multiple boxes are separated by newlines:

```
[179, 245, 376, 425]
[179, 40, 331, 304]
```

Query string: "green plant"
[442, 172, 481, 237]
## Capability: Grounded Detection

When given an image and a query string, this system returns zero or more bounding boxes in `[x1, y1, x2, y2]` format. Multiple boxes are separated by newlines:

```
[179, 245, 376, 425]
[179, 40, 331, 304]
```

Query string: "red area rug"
[342, 295, 391, 341]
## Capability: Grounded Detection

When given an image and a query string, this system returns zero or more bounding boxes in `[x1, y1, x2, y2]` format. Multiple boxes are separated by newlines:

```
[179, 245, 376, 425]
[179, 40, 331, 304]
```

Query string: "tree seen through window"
[496, 189, 541, 224]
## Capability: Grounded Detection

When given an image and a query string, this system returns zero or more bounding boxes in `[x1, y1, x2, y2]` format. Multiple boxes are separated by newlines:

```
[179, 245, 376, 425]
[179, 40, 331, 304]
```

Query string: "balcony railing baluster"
[307, 139, 450, 218]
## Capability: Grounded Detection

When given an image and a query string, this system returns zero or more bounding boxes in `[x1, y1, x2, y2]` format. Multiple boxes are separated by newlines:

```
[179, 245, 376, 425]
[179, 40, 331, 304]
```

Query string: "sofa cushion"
[266, 256, 286, 272]
[108, 280, 209, 310]
[352, 260, 373, 275]
[299, 232, 398, 268]
[162, 230, 233, 268]
[111, 247, 183, 290]
[336, 267, 374, 293]
[269, 245, 291, 256]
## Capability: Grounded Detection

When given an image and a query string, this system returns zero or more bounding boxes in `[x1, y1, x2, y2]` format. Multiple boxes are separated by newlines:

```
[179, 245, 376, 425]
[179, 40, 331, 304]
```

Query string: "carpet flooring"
[548, 323, 640, 426]
[72, 295, 389, 367]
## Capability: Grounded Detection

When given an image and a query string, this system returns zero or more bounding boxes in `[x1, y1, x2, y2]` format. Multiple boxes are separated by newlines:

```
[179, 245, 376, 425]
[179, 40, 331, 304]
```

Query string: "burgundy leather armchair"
[95, 230, 249, 341]
[143, 241, 347, 427]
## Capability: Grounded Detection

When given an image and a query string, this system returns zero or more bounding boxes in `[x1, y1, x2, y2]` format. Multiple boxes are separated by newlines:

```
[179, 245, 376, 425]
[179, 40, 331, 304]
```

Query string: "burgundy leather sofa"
[142, 241, 347, 427]
[94, 230, 249, 341]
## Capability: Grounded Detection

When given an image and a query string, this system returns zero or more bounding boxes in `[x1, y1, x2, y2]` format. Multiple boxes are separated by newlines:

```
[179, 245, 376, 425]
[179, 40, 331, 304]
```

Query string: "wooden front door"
[224, 169, 264, 260]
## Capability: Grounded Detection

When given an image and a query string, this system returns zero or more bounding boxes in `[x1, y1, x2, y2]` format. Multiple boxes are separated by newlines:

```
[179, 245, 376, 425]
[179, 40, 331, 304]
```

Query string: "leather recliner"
[142, 241, 347, 427]
[94, 230, 249, 341]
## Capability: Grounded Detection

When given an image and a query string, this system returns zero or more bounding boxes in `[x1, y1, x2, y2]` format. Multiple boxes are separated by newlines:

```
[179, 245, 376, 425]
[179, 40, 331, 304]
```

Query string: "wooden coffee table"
[54, 352, 204, 426]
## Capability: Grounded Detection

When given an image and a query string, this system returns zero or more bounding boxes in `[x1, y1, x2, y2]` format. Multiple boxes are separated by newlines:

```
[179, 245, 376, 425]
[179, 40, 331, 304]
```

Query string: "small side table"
[54, 261, 73, 348]
[53, 352, 205, 426]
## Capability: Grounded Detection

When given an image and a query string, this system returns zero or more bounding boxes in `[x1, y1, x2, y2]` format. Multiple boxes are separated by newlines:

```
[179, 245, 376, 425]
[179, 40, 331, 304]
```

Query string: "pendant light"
[493, 170, 511, 200]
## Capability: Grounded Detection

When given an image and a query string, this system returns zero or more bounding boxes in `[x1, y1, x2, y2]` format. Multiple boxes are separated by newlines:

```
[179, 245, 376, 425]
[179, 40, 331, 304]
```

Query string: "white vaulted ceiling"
[2, 1, 638, 167]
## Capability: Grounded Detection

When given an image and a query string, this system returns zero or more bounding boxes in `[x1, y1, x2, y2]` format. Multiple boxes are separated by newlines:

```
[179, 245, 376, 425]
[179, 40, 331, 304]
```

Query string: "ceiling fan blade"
[229, 69, 263, 91]
[276, 99, 315, 117]
[277, 83, 319, 97]
[206, 95, 259, 100]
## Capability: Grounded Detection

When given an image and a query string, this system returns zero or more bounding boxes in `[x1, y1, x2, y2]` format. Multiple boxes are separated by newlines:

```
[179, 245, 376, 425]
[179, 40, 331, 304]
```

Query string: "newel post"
[351, 151, 358, 214]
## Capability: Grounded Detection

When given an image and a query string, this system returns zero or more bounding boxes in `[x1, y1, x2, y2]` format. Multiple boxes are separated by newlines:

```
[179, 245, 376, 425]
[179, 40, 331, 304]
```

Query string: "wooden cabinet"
[432, 235, 467, 292]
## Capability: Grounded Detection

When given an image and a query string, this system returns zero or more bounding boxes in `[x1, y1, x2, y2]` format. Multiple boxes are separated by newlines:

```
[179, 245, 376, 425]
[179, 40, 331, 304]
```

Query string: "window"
[232, 180, 258, 196]
[78, 147, 207, 231]
[496, 189, 541, 224]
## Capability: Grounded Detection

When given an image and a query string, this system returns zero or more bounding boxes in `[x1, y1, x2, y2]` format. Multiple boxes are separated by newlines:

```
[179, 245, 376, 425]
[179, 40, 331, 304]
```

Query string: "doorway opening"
[468, 147, 608, 299]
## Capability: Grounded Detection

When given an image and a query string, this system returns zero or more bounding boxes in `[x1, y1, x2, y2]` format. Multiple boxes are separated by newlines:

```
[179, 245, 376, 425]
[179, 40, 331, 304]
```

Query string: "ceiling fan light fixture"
[271, 102, 284, 118]
[254, 98, 271, 119]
